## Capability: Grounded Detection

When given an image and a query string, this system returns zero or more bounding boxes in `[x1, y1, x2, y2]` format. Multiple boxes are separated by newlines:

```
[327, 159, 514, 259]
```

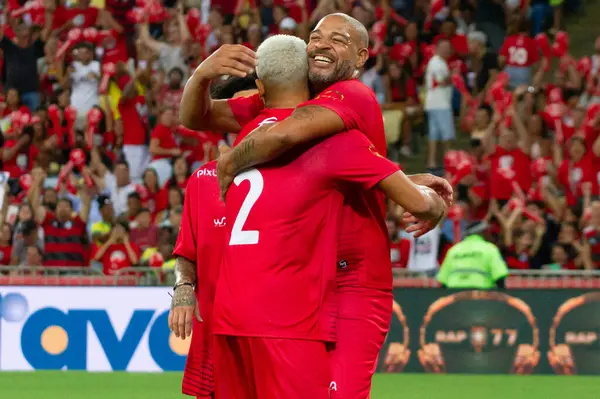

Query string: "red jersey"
[173, 162, 225, 397]
[2, 139, 29, 177]
[101, 242, 140, 275]
[212, 130, 398, 341]
[101, 31, 129, 65]
[227, 79, 391, 290]
[557, 155, 593, 206]
[500, 34, 540, 67]
[488, 146, 532, 200]
[41, 213, 88, 267]
[150, 124, 177, 160]
[118, 95, 148, 146]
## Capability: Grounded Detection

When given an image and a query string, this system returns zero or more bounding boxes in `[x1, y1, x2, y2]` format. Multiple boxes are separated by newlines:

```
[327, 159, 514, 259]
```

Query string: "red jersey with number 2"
[172, 161, 225, 397]
[212, 129, 399, 342]
[227, 80, 392, 290]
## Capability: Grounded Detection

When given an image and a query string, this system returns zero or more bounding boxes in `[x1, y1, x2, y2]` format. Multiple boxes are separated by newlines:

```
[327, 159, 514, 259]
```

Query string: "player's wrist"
[173, 282, 195, 292]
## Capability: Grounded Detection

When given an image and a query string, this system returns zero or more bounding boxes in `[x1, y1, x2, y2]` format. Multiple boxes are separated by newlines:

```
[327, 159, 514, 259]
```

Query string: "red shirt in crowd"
[2, 138, 29, 178]
[557, 154, 594, 206]
[118, 95, 148, 146]
[488, 146, 532, 200]
[2, 105, 30, 117]
[390, 78, 418, 103]
[504, 246, 531, 270]
[101, 242, 141, 275]
[433, 33, 469, 57]
[101, 31, 130, 65]
[500, 34, 540, 67]
[150, 123, 178, 160]
[54, 6, 99, 30]
[41, 213, 88, 267]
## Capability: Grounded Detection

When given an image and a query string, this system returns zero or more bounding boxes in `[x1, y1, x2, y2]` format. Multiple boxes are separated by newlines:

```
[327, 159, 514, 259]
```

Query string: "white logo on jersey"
[197, 169, 217, 178]
[258, 116, 278, 127]
[329, 381, 338, 391]
[214, 217, 227, 227]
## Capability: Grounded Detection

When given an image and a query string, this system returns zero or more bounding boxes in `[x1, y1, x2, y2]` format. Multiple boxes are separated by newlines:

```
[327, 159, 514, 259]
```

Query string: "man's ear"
[355, 47, 369, 69]
[255, 79, 265, 98]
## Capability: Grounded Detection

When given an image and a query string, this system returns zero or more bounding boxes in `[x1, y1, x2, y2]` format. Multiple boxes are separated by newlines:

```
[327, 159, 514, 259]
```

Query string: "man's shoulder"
[321, 79, 373, 97]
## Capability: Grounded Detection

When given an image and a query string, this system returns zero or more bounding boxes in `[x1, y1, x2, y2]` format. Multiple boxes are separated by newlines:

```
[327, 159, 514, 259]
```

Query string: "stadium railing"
[1, 266, 600, 288]
[391, 268, 600, 289]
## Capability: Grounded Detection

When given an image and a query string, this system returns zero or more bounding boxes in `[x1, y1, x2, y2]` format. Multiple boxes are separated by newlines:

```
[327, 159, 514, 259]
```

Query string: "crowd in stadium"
[0, 0, 597, 276]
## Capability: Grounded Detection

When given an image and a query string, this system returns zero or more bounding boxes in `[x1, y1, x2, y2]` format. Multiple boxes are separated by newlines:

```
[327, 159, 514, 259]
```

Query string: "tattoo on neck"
[231, 137, 256, 172]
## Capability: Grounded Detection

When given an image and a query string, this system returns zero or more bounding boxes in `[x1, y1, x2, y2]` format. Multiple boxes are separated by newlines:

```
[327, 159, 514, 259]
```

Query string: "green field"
[0, 372, 598, 399]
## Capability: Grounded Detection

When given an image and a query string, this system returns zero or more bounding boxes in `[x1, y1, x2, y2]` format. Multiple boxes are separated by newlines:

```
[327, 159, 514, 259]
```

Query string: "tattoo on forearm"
[174, 257, 196, 285]
[230, 137, 257, 173]
[171, 285, 195, 308]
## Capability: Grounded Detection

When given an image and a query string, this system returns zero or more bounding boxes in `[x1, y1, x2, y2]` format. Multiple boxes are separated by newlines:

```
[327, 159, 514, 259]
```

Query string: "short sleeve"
[226, 94, 264, 127]
[150, 125, 168, 141]
[326, 130, 399, 189]
[489, 245, 509, 281]
[301, 80, 366, 131]
[172, 174, 199, 262]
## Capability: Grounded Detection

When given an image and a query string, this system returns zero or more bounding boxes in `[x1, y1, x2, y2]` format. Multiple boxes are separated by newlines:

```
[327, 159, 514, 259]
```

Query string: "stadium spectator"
[424, 38, 455, 169]
[28, 167, 92, 267]
[0, 222, 13, 265]
[149, 107, 181, 184]
[61, 42, 101, 129]
[466, 31, 498, 99]
[91, 195, 115, 246]
[92, 221, 140, 275]
[124, 191, 143, 221]
[130, 208, 158, 251]
[0, 19, 52, 111]
[23, 245, 44, 267]
[11, 219, 43, 265]
[110, 160, 137, 215]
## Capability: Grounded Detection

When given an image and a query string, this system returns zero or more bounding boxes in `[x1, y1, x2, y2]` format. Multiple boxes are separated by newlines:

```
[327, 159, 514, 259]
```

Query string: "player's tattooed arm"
[169, 256, 201, 338]
[174, 256, 196, 286]
[222, 105, 345, 176]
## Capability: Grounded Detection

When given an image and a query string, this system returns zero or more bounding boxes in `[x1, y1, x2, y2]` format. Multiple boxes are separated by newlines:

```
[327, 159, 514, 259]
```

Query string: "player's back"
[233, 107, 295, 145]
[212, 129, 398, 342]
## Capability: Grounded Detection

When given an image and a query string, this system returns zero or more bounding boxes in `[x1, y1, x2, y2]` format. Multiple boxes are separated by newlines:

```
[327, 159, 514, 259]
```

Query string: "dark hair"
[478, 105, 493, 119]
[58, 197, 74, 208]
[128, 191, 141, 201]
[20, 219, 38, 236]
[168, 67, 184, 78]
[75, 41, 95, 53]
[563, 88, 581, 103]
[138, 208, 151, 215]
[98, 150, 113, 171]
[116, 159, 130, 169]
[211, 75, 258, 100]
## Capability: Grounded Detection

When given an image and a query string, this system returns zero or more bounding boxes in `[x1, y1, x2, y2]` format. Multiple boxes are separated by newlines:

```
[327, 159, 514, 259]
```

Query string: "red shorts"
[182, 319, 213, 397]
[329, 288, 392, 399]
[214, 335, 331, 399]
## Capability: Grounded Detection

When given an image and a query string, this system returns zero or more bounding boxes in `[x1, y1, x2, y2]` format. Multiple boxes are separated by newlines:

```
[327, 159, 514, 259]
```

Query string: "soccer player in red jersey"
[169, 76, 258, 399]
[180, 15, 452, 399]
[207, 34, 446, 399]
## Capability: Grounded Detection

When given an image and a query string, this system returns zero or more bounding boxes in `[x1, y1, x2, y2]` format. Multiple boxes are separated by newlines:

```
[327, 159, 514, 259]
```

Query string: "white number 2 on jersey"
[229, 169, 264, 245]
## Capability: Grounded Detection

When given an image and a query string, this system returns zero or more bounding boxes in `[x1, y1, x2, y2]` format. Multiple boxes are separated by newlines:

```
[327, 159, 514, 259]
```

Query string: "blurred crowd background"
[0, 0, 598, 278]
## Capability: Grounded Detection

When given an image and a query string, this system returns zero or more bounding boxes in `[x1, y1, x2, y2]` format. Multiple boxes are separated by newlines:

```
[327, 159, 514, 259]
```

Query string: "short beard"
[308, 59, 355, 94]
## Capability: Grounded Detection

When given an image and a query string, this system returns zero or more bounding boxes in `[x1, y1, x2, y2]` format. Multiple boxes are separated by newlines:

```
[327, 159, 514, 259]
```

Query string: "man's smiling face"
[306, 15, 367, 91]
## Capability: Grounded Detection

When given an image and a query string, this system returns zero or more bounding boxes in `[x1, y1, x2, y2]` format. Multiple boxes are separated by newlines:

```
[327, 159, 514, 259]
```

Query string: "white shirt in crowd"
[401, 227, 441, 272]
[70, 60, 101, 115]
[424, 55, 452, 110]
[109, 182, 137, 216]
